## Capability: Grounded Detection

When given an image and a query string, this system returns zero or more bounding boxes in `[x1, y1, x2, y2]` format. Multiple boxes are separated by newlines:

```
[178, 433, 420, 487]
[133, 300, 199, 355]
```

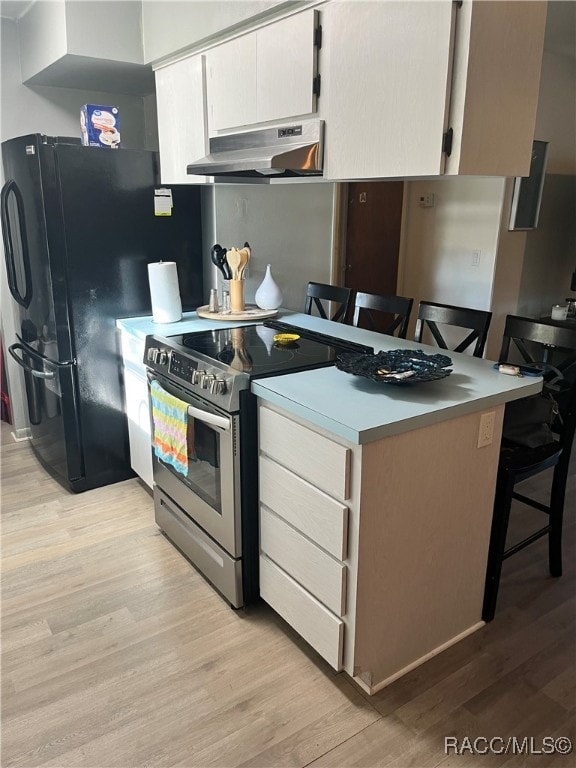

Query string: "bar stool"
[482, 315, 576, 621]
[352, 292, 413, 338]
[414, 301, 492, 357]
[304, 282, 353, 323]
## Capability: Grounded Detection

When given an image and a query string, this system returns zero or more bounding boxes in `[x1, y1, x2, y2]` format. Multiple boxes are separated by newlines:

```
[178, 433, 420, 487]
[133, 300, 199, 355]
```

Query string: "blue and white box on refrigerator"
[80, 105, 121, 148]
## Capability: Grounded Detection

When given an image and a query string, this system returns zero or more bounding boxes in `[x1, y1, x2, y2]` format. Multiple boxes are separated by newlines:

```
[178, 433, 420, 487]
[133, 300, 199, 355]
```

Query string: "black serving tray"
[336, 349, 453, 385]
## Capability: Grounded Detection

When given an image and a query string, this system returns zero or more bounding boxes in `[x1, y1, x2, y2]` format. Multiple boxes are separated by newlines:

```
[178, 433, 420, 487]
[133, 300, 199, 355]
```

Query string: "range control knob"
[209, 377, 227, 395]
[158, 350, 168, 366]
[147, 347, 159, 363]
[192, 369, 205, 385]
[201, 373, 215, 390]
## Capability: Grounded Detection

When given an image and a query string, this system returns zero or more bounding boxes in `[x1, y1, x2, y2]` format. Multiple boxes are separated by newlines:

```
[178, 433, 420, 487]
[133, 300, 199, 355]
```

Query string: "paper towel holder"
[148, 260, 183, 323]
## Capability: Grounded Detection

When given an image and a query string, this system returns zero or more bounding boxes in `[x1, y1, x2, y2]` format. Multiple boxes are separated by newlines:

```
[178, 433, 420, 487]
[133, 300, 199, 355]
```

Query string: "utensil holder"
[230, 279, 245, 312]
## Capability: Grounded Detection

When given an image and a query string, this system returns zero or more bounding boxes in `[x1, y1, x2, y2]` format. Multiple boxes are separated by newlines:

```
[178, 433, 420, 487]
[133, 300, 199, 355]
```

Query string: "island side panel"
[353, 406, 503, 692]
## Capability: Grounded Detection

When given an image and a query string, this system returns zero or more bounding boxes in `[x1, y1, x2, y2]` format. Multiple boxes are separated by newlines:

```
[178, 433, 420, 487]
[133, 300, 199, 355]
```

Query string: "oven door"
[147, 372, 241, 558]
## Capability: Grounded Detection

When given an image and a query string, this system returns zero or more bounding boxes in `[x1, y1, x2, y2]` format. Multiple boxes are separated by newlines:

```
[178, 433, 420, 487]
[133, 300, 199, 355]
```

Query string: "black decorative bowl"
[336, 349, 453, 385]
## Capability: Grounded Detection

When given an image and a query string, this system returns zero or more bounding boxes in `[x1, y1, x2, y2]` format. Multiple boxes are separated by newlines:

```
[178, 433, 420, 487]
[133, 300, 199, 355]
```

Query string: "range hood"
[187, 120, 324, 180]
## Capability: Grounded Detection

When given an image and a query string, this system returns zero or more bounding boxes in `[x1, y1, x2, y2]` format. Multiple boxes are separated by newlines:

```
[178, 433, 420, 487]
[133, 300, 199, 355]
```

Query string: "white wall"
[141, 0, 286, 63]
[65, 1, 143, 63]
[18, 0, 67, 82]
[486, 180, 528, 361]
[202, 182, 335, 312]
[19, 0, 144, 82]
[516, 48, 576, 318]
[399, 176, 506, 351]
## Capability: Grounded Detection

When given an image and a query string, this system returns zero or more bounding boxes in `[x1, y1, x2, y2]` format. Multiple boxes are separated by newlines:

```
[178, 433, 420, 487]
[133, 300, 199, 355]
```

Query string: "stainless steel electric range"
[143, 320, 373, 608]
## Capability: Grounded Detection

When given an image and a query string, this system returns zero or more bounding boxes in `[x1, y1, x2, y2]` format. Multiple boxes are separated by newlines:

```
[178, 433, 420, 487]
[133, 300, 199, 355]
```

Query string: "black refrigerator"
[1, 134, 203, 492]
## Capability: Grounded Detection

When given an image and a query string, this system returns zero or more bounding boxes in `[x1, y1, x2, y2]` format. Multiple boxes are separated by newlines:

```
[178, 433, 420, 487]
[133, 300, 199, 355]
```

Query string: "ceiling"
[0, 0, 33, 20]
[1, 0, 575, 57]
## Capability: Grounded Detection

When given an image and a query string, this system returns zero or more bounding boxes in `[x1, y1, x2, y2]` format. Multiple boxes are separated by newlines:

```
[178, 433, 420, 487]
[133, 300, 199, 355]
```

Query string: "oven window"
[160, 416, 222, 513]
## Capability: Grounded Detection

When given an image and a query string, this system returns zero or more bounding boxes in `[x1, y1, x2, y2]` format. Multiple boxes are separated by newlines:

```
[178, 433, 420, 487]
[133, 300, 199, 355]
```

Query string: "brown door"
[343, 181, 404, 331]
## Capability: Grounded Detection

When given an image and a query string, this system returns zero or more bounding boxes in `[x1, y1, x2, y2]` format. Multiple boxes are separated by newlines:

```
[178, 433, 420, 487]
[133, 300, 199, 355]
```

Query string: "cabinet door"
[155, 55, 209, 184]
[206, 33, 257, 132]
[124, 367, 153, 489]
[323, 0, 455, 180]
[445, 0, 547, 177]
[256, 9, 319, 124]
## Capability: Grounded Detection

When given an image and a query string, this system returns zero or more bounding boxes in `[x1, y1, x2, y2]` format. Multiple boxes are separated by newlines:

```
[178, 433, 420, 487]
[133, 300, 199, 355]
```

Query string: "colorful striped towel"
[150, 380, 189, 476]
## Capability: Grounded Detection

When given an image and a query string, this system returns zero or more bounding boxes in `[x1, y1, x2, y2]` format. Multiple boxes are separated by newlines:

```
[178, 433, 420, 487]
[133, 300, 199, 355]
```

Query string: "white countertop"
[250, 313, 542, 444]
[117, 310, 542, 445]
[115, 310, 279, 340]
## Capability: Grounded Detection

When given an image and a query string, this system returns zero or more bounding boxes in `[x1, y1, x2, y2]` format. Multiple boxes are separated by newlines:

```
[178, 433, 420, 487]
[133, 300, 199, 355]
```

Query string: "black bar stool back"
[352, 292, 413, 338]
[414, 301, 492, 357]
[304, 282, 353, 323]
[482, 315, 576, 621]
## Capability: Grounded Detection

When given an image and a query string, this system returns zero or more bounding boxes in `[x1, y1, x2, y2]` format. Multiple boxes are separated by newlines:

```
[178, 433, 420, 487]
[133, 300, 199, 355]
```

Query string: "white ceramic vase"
[255, 264, 283, 310]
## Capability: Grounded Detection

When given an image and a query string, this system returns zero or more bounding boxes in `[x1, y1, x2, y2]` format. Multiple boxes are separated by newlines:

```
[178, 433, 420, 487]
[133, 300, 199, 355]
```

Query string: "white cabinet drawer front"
[259, 455, 348, 559]
[259, 408, 350, 500]
[261, 508, 347, 616]
[260, 555, 344, 671]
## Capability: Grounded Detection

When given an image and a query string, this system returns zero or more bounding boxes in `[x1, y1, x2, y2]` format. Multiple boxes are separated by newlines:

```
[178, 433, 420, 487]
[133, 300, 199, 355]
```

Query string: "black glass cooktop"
[167, 321, 373, 379]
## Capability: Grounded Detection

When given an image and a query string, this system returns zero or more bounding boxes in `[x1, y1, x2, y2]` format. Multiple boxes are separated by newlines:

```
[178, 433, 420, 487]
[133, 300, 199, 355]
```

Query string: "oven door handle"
[148, 373, 231, 432]
[186, 403, 230, 432]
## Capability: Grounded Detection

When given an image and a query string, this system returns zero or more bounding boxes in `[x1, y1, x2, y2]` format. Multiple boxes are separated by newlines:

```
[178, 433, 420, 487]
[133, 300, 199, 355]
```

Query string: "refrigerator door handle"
[8, 343, 56, 379]
[1, 179, 33, 308]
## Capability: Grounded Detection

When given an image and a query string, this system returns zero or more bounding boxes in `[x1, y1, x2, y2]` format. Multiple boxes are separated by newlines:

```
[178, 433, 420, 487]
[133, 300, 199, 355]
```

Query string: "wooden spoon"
[226, 247, 242, 281]
[237, 246, 250, 279]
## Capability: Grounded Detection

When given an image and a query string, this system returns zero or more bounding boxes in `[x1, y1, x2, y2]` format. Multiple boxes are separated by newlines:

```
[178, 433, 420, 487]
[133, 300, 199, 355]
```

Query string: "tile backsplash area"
[202, 183, 336, 311]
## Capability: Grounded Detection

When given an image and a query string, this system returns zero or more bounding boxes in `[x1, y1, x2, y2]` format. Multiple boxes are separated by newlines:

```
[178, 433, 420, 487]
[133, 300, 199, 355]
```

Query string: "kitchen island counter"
[253, 314, 543, 693]
[252, 312, 542, 445]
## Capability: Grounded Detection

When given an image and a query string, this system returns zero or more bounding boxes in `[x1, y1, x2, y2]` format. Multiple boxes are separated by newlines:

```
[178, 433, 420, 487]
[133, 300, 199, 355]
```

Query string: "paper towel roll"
[148, 261, 182, 323]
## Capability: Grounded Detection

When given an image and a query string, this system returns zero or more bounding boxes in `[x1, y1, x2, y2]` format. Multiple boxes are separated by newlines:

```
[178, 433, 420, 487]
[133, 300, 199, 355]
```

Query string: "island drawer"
[260, 507, 347, 616]
[259, 407, 351, 500]
[259, 455, 348, 560]
[259, 554, 344, 671]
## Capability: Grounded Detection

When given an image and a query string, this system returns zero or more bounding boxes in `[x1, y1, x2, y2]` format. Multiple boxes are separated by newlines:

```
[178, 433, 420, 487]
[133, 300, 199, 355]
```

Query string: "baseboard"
[11, 428, 31, 441]
[353, 621, 486, 695]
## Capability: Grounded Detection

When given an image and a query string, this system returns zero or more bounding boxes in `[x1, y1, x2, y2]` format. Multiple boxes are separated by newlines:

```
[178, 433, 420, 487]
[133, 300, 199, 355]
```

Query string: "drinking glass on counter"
[551, 304, 569, 321]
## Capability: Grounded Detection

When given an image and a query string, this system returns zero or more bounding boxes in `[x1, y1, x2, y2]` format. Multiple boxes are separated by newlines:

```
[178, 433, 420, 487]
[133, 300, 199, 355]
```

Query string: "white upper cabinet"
[256, 10, 319, 125]
[321, 0, 546, 181]
[206, 34, 258, 133]
[155, 55, 210, 184]
[155, 54, 211, 184]
[322, 0, 456, 180]
[445, 0, 547, 178]
[153, 1, 546, 182]
[206, 9, 320, 134]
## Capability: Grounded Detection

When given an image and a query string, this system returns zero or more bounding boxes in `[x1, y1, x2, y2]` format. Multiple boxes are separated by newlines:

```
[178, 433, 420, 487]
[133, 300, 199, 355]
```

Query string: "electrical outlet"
[471, 249, 481, 267]
[478, 411, 496, 448]
[418, 193, 435, 208]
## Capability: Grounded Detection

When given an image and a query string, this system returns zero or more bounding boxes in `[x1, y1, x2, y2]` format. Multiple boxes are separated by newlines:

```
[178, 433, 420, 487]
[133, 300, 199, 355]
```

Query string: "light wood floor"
[1, 421, 574, 767]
